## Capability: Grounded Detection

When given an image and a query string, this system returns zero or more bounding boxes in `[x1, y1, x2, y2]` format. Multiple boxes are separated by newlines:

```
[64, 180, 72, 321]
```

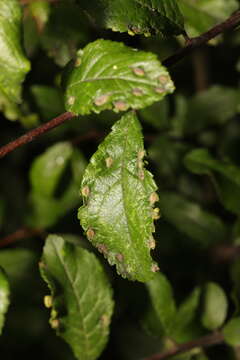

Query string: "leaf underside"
[40, 235, 114, 360]
[0, 0, 30, 103]
[80, 0, 184, 37]
[64, 39, 174, 115]
[78, 111, 160, 282]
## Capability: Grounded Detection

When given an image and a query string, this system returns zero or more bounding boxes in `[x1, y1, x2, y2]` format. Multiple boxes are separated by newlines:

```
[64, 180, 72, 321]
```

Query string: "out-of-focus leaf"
[0, 267, 10, 335]
[148, 137, 189, 184]
[41, 2, 88, 66]
[40, 234, 114, 360]
[0, 198, 4, 230]
[160, 192, 227, 248]
[179, 0, 238, 37]
[29, 0, 50, 32]
[170, 94, 188, 137]
[230, 259, 240, 315]
[64, 39, 174, 115]
[185, 86, 239, 134]
[140, 97, 169, 130]
[78, 112, 159, 282]
[184, 149, 240, 214]
[31, 85, 65, 120]
[30, 142, 73, 197]
[201, 282, 228, 330]
[80, 0, 184, 37]
[0, 248, 38, 298]
[29, 142, 87, 228]
[172, 287, 202, 343]
[0, 0, 30, 103]
[223, 317, 240, 346]
[144, 272, 176, 336]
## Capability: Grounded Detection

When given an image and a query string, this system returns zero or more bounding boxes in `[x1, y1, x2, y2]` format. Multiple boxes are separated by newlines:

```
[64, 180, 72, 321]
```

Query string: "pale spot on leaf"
[44, 295, 52, 308]
[132, 88, 143, 96]
[94, 94, 109, 106]
[132, 67, 145, 76]
[105, 157, 113, 168]
[68, 96, 75, 105]
[86, 228, 95, 240]
[114, 101, 128, 111]
[81, 186, 90, 197]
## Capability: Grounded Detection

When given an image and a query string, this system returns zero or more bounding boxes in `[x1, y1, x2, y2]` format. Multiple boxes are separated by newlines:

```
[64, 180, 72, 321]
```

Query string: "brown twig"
[0, 112, 74, 159]
[145, 332, 224, 360]
[212, 244, 240, 263]
[163, 10, 240, 67]
[0, 227, 45, 248]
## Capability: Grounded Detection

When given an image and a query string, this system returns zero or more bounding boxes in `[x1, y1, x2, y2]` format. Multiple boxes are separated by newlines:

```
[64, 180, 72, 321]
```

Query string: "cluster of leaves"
[1, 0, 240, 359]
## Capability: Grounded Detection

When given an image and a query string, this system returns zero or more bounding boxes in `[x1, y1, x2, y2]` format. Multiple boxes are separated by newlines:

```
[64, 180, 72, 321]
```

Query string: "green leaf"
[29, 142, 87, 228]
[78, 111, 159, 282]
[80, 0, 184, 37]
[0, 0, 30, 103]
[64, 39, 175, 115]
[40, 234, 114, 360]
[30, 142, 73, 197]
[160, 192, 227, 248]
[144, 272, 176, 336]
[148, 137, 189, 185]
[172, 287, 202, 343]
[139, 97, 169, 130]
[230, 259, 240, 315]
[0, 249, 38, 295]
[40, 2, 89, 67]
[0, 267, 10, 335]
[184, 86, 239, 134]
[201, 282, 228, 331]
[184, 149, 240, 214]
[223, 317, 240, 346]
[179, 0, 238, 37]
[31, 85, 65, 120]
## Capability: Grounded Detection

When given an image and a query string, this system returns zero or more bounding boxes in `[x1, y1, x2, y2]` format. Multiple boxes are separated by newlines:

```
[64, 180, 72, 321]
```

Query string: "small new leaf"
[0, 0, 31, 102]
[40, 234, 114, 360]
[80, 0, 184, 37]
[201, 282, 228, 331]
[223, 317, 240, 346]
[144, 272, 176, 336]
[64, 39, 174, 115]
[78, 112, 159, 282]
[0, 267, 10, 335]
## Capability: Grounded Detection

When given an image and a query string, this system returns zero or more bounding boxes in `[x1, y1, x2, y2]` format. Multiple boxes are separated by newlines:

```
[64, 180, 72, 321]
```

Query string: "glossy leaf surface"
[80, 0, 184, 37]
[64, 39, 174, 115]
[0, 0, 30, 102]
[40, 234, 114, 360]
[78, 111, 159, 282]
